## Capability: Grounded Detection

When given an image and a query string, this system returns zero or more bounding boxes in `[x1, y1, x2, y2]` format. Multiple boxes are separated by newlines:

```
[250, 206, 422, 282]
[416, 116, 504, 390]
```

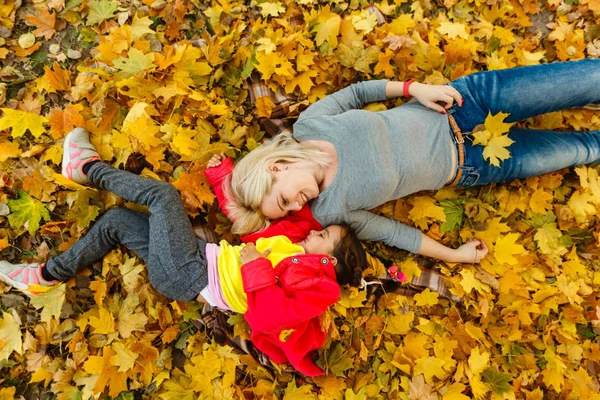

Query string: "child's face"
[297, 226, 343, 259]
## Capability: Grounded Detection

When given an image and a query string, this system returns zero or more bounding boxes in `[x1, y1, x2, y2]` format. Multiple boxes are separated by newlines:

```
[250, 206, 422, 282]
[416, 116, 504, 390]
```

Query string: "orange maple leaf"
[25, 7, 56, 40]
[43, 62, 71, 92]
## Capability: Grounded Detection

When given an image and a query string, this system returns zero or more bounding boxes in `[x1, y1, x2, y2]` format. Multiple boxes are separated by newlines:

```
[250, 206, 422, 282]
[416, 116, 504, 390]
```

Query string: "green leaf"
[440, 199, 464, 232]
[86, 0, 118, 26]
[325, 342, 354, 377]
[481, 366, 512, 395]
[7, 190, 51, 234]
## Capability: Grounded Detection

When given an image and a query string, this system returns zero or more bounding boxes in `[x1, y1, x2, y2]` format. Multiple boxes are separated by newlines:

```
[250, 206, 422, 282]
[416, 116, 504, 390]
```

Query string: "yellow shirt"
[218, 236, 305, 313]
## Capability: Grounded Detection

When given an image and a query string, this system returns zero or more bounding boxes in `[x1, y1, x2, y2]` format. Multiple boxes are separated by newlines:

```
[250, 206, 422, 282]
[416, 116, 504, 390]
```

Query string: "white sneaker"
[0, 261, 59, 295]
[62, 127, 101, 184]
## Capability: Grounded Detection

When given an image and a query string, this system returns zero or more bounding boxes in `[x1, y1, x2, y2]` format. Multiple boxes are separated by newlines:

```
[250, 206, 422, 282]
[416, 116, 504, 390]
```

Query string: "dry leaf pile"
[1, 0, 600, 398]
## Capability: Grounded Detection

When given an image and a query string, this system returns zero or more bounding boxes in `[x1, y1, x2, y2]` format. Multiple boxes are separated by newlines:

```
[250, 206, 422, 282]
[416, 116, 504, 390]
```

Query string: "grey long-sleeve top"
[293, 80, 455, 253]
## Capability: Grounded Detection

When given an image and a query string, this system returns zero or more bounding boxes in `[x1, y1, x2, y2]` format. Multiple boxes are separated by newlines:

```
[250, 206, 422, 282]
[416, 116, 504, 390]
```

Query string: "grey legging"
[45, 162, 208, 301]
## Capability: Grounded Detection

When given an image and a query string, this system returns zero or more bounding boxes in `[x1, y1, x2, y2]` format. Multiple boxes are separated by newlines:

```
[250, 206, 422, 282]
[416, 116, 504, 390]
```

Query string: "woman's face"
[261, 163, 320, 219]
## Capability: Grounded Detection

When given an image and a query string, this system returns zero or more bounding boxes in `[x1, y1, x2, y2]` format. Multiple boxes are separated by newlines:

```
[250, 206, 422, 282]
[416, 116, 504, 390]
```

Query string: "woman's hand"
[409, 82, 463, 114]
[239, 243, 272, 264]
[207, 153, 226, 168]
[453, 239, 488, 264]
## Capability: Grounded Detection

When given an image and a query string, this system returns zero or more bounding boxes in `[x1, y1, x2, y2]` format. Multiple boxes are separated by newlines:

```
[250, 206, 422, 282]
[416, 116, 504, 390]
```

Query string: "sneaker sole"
[61, 129, 79, 181]
[0, 269, 32, 295]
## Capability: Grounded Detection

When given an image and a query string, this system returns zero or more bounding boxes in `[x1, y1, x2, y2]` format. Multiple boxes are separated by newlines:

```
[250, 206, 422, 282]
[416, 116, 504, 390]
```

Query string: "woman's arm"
[386, 81, 463, 113]
[298, 80, 389, 119]
[418, 234, 487, 264]
[327, 210, 487, 263]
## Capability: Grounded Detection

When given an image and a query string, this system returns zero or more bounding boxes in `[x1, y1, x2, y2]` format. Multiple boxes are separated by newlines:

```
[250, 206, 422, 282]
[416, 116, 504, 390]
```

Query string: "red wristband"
[403, 79, 415, 98]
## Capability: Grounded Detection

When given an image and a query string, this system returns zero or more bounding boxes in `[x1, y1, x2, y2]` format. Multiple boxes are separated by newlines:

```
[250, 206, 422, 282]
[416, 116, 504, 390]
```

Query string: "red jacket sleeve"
[241, 258, 340, 334]
[204, 158, 323, 243]
[204, 157, 235, 219]
[241, 205, 322, 243]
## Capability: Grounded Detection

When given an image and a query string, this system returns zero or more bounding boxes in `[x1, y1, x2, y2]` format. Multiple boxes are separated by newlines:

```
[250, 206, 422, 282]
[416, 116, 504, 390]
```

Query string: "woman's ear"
[267, 163, 281, 174]
[329, 257, 338, 266]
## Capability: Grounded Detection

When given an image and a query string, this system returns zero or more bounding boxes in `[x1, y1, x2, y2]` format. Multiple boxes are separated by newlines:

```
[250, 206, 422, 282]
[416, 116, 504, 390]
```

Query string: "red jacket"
[204, 159, 335, 376]
[241, 254, 340, 376]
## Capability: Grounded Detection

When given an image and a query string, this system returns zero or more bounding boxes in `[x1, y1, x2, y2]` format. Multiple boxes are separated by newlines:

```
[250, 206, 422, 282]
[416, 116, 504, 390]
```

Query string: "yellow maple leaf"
[397, 257, 421, 281]
[0, 312, 22, 361]
[384, 312, 414, 335]
[130, 14, 155, 41]
[474, 217, 511, 248]
[374, 48, 396, 78]
[414, 289, 439, 306]
[468, 346, 490, 374]
[568, 191, 596, 223]
[0, 108, 48, 138]
[350, 10, 378, 33]
[29, 284, 66, 323]
[52, 173, 88, 190]
[482, 134, 514, 167]
[315, 14, 341, 47]
[414, 356, 447, 383]
[556, 274, 584, 305]
[459, 269, 490, 294]
[563, 247, 587, 278]
[493, 25, 515, 45]
[443, 383, 470, 400]
[530, 188, 553, 214]
[0, 140, 20, 162]
[110, 342, 139, 372]
[408, 196, 446, 230]
[388, 14, 416, 35]
[534, 223, 566, 258]
[494, 233, 525, 265]
[89, 307, 116, 335]
[259, 1, 285, 17]
[485, 111, 514, 136]
[436, 22, 470, 39]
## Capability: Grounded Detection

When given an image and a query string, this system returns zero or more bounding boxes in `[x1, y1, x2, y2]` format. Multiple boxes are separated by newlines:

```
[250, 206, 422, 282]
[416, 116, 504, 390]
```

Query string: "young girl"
[0, 128, 367, 376]
[224, 59, 599, 264]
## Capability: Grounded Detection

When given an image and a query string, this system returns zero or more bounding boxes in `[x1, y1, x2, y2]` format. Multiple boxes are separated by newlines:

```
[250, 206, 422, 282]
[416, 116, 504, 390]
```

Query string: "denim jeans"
[447, 59, 600, 186]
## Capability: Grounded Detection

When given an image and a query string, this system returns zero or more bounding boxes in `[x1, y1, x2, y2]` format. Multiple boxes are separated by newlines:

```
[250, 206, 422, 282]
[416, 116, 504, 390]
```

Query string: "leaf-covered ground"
[1, 0, 600, 399]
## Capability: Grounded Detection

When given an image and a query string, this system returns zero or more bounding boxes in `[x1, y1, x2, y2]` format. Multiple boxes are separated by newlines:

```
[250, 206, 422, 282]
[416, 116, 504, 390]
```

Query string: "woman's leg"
[455, 127, 600, 186]
[450, 59, 600, 132]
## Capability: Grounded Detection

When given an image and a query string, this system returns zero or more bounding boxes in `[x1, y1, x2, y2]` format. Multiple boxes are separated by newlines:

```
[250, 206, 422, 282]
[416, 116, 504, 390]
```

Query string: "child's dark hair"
[332, 225, 368, 287]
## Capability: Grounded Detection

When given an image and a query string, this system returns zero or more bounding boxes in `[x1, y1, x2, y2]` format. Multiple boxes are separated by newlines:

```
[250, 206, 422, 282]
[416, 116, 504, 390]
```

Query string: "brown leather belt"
[448, 114, 465, 186]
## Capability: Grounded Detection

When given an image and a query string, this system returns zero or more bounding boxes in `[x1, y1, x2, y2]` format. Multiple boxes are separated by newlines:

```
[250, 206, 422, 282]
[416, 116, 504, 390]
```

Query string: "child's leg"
[450, 59, 600, 132]
[46, 207, 208, 301]
[45, 208, 150, 280]
[63, 129, 208, 300]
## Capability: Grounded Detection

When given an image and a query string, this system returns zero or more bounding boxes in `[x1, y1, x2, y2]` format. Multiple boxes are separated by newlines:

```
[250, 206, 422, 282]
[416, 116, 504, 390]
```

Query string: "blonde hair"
[227, 131, 331, 235]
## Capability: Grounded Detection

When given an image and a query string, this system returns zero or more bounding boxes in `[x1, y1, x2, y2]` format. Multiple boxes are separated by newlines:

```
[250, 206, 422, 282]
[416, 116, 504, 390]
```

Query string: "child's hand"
[207, 153, 226, 168]
[240, 243, 272, 264]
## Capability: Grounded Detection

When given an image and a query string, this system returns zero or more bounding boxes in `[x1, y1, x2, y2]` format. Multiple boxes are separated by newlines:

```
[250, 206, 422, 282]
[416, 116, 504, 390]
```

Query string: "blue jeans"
[447, 59, 600, 186]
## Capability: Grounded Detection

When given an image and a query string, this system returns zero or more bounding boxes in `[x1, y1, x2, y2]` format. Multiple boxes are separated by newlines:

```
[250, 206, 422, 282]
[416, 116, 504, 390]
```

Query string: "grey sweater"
[294, 80, 455, 253]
